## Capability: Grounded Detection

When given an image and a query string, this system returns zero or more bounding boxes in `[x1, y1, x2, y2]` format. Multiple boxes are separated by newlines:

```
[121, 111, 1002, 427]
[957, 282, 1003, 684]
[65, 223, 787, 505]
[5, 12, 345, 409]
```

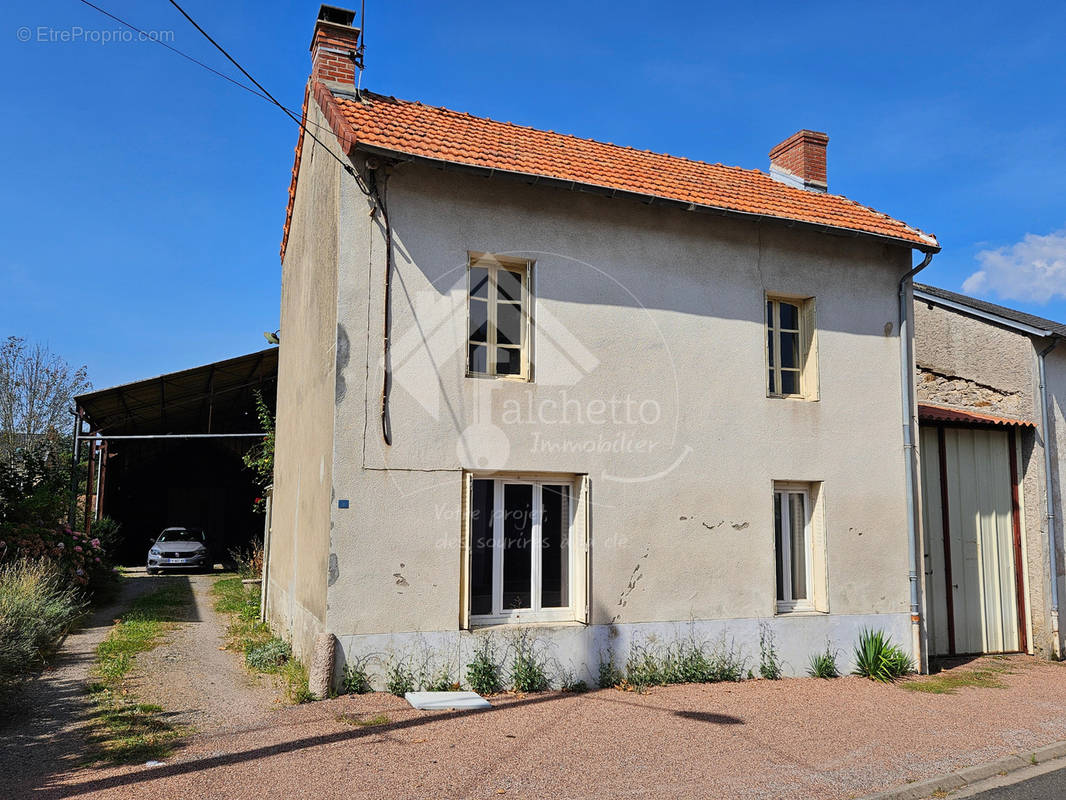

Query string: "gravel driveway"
[25, 654, 1066, 800]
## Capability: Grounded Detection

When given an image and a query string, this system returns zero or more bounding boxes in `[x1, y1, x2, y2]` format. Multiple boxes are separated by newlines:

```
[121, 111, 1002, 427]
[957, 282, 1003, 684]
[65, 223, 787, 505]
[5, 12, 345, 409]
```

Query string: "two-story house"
[264, 5, 940, 689]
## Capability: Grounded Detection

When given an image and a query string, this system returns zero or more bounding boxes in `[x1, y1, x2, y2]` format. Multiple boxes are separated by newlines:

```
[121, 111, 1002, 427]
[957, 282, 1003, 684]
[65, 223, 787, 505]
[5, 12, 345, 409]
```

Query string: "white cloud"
[962, 229, 1066, 303]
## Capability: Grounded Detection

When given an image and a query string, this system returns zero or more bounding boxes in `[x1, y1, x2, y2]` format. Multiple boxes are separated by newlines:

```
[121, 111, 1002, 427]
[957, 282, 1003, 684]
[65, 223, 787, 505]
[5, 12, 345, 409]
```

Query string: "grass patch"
[902, 666, 1010, 694]
[212, 575, 312, 703]
[339, 712, 390, 727]
[87, 577, 192, 764]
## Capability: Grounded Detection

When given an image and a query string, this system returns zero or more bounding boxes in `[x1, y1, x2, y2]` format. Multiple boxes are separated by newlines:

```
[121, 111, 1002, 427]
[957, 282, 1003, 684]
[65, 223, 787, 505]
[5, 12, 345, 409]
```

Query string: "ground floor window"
[773, 481, 827, 614]
[465, 474, 587, 625]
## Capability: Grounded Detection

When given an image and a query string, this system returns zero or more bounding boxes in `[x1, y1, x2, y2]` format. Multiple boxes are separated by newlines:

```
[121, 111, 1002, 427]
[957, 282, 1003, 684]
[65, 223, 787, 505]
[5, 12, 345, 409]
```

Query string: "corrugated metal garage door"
[920, 426, 1023, 655]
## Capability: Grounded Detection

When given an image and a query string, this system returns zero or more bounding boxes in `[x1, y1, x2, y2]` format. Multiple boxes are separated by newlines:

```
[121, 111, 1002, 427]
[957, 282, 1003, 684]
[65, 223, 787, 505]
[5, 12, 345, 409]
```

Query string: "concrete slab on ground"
[405, 691, 490, 710]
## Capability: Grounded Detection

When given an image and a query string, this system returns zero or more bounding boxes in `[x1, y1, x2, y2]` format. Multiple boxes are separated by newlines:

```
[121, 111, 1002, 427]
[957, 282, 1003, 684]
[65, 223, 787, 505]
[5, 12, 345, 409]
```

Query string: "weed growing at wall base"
[466, 635, 503, 695]
[613, 635, 749, 692]
[807, 641, 840, 679]
[758, 624, 782, 680]
[509, 629, 550, 692]
[212, 576, 312, 703]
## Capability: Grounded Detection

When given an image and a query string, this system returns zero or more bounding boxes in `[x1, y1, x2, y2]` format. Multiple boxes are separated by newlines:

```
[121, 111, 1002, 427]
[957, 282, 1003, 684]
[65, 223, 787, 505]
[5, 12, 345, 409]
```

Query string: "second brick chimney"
[768, 130, 829, 193]
[311, 5, 361, 87]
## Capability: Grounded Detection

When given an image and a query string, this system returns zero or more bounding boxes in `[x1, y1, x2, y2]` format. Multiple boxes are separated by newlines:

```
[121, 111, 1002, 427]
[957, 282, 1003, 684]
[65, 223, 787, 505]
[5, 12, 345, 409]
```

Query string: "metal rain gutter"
[1038, 338, 1061, 656]
[899, 251, 934, 671]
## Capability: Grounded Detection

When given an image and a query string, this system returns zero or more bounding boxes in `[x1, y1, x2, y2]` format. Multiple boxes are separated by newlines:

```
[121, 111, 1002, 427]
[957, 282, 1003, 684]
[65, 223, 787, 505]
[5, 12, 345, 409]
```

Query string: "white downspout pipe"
[900, 251, 934, 671]
[1038, 340, 1061, 656]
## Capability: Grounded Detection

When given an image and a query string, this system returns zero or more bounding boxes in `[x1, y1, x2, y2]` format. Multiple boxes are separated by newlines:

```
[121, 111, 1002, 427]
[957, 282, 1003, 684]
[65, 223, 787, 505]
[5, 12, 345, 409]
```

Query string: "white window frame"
[466, 474, 584, 626]
[774, 482, 814, 614]
[466, 253, 532, 381]
[766, 296, 804, 398]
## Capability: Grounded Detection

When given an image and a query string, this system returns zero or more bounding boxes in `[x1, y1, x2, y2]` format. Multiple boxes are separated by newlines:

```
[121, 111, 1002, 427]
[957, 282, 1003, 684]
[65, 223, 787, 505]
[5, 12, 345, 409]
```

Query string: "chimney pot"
[310, 4, 361, 88]
[768, 130, 829, 192]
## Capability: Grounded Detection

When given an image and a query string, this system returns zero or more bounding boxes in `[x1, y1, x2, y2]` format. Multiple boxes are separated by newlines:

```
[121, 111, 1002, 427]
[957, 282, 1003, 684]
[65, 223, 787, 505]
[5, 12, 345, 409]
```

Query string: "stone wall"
[916, 367, 1025, 419]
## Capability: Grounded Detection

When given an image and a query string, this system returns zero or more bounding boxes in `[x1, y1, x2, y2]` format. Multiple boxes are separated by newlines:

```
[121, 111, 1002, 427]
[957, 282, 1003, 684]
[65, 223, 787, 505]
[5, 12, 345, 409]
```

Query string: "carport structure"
[75, 349, 277, 564]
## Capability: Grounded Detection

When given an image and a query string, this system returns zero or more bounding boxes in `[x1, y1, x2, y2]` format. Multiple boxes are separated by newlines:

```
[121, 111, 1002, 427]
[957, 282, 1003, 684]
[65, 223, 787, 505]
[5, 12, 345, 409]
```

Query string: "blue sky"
[2, 0, 1065, 389]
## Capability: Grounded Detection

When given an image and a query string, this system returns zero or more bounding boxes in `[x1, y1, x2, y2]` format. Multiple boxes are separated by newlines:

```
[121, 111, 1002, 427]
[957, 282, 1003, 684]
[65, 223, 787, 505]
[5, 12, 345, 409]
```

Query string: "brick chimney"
[768, 130, 829, 193]
[310, 5, 361, 87]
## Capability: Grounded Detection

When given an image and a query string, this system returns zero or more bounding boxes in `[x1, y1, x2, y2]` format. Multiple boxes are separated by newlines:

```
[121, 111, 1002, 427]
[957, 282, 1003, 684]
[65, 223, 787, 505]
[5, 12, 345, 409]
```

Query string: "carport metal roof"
[76, 349, 278, 437]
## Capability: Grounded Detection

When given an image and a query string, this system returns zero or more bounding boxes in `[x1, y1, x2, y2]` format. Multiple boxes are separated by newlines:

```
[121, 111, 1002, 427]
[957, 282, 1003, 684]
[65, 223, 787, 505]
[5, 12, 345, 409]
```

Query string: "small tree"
[0, 337, 90, 459]
[242, 390, 275, 511]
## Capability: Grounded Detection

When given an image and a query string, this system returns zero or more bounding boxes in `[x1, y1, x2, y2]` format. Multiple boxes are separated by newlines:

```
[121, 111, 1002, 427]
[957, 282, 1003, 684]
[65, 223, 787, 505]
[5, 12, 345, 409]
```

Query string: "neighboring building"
[913, 285, 1065, 659]
[265, 5, 941, 686]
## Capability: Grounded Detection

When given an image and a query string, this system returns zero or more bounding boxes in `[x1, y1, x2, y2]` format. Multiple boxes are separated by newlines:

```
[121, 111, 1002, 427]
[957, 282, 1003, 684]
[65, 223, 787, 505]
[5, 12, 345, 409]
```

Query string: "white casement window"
[467, 254, 532, 380]
[461, 474, 589, 625]
[774, 483, 814, 613]
[766, 296, 817, 399]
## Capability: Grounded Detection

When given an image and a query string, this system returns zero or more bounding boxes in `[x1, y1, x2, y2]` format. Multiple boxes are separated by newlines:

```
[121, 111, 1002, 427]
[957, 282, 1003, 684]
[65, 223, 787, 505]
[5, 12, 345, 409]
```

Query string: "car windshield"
[157, 529, 204, 542]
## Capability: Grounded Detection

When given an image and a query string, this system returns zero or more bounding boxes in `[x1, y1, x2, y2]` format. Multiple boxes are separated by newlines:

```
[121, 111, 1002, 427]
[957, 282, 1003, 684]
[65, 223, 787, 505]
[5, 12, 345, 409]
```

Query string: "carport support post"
[68, 409, 83, 527]
[84, 433, 95, 535]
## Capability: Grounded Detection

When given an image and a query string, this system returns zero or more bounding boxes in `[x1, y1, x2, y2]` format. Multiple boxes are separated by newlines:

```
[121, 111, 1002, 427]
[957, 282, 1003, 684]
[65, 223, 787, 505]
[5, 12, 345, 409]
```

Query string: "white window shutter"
[459, 472, 472, 630]
[801, 298, 819, 400]
[572, 475, 591, 624]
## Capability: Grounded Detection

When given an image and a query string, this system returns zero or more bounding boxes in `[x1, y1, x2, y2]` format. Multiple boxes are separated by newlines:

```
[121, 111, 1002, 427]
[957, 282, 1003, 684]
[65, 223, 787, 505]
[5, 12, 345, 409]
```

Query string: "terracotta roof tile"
[281, 84, 939, 262]
[918, 403, 1035, 428]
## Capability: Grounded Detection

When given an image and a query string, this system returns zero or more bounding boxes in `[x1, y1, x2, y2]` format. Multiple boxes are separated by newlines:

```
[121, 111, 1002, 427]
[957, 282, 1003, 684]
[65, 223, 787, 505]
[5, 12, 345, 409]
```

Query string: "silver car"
[146, 527, 210, 573]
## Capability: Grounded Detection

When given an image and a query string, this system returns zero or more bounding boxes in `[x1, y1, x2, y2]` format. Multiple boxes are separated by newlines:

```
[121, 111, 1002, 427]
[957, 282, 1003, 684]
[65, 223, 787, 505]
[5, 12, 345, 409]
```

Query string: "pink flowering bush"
[0, 523, 109, 587]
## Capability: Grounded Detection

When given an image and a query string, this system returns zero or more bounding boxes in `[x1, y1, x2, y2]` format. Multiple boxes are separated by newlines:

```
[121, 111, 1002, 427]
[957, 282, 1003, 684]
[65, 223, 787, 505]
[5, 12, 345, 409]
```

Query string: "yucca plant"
[807, 643, 839, 679]
[852, 628, 913, 682]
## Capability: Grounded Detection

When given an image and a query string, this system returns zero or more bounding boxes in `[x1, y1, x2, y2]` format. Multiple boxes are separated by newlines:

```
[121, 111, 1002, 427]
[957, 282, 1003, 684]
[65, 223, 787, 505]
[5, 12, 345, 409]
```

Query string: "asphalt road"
[961, 760, 1066, 799]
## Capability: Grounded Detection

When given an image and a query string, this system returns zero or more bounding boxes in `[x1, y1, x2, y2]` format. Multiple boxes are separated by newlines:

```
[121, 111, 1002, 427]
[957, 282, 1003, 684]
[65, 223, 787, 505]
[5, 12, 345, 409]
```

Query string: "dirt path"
[0, 569, 280, 796]
[127, 572, 283, 734]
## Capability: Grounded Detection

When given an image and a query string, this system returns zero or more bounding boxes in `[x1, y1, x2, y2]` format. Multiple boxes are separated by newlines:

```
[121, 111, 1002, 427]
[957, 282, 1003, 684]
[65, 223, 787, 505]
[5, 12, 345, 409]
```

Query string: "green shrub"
[342, 659, 373, 695]
[509, 630, 549, 693]
[245, 637, 291, 672]
[91, 517, 123, 557]
[384, 661, 415, 697]
[427, 667, 457, 692]
[597, 654, 623, 689]
[559, 671, 588, 693]
[625, 643, 666, 690]
[0, 559, 84, 689]
[228, 538, 264, 579]
[466, 636, 503, 695]
[808, 642, 839, 679]
[852, 628, 913, 682]
[758, 624, 782, 680]
[623, 637, 749, 690]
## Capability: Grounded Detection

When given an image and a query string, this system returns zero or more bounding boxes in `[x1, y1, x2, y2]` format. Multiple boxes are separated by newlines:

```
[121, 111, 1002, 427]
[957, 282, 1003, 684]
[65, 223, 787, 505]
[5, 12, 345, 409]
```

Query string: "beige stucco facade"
[267, 112, 929, 683]
[265, 99, 340, 661]
[913, 296, 1065, 658]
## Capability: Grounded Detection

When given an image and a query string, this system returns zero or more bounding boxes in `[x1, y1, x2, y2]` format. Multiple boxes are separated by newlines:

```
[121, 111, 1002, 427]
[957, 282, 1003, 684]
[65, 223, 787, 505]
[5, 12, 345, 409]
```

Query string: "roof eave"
[913, 288, 1055, 338]
[352, 142, 941, 254]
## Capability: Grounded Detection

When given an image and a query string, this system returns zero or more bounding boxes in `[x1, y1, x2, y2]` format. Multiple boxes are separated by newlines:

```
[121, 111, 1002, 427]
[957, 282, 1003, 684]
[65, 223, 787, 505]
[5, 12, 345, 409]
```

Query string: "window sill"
[466, 372, 532, 383]
[774, 606, 829, 617]
[469, 618, 585, 631]
[766, 393, 818, 402]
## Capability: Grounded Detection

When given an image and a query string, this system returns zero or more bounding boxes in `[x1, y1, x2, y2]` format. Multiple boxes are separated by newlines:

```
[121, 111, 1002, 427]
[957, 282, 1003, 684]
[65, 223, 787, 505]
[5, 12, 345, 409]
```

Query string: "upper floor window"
[766, 295, 817, 399]
[468, 254, 531, 379]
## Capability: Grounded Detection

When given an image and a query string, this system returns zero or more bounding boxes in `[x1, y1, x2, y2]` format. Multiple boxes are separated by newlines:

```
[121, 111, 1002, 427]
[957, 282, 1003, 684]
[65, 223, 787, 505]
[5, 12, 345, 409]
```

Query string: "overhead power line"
[72, 0, 365, 182]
